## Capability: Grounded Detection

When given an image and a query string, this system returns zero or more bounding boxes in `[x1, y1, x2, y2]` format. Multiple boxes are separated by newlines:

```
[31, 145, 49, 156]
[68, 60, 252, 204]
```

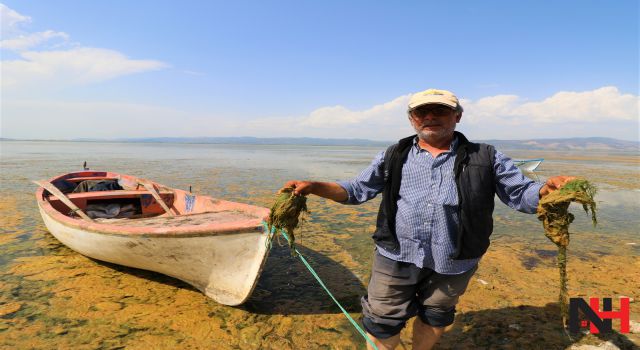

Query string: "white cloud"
[463, 87, 638, 125]
[513, 87, 638, 123]
[1, 100, 203, 139]
[301, 95, 410, 128]
[0, 3, 31, 35]
[461, 95, 522, 124]
[2, 86, 638, 140]
[0, 30, 69, 51]
[237, 86, 639, 140]
[236, 95, 415, 140]
[250, 87, 637, 139]
[2, 48, 168, 88]
[0, 4, 168, 91]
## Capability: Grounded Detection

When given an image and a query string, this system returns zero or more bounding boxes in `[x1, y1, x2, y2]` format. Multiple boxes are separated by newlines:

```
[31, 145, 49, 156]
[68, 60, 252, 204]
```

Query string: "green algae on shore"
[267, 187, 309, 255]
[537, 179, 598, 328]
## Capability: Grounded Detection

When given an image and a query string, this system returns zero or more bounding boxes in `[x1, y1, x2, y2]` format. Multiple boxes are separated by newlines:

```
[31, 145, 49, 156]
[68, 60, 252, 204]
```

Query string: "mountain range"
[2, 136, 638, 151]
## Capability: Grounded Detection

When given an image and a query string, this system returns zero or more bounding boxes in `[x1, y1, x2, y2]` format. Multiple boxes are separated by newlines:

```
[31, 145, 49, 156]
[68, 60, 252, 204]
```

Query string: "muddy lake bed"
[1, 140, 638, 349]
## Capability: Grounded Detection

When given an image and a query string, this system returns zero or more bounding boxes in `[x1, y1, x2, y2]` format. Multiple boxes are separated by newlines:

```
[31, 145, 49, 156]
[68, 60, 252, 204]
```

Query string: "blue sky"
[1, 1, 638, 141]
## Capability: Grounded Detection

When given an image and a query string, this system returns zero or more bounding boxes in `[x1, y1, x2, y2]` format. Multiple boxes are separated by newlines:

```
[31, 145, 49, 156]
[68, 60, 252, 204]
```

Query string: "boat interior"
[39, 171, 269, 231]
[44, 172, 179, 220]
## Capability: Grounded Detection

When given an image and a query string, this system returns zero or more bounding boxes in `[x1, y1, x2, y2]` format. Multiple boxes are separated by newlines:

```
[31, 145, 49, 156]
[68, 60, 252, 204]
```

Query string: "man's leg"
[411, 318, 445, 350]
[361, 250, 421, 350]
[415, 265, 478, 348]
[366, 332, 400, 350]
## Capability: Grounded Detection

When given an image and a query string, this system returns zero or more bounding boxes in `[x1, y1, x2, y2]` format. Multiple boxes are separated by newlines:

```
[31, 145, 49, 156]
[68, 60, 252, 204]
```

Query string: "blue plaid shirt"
[338, 136, 543, 274]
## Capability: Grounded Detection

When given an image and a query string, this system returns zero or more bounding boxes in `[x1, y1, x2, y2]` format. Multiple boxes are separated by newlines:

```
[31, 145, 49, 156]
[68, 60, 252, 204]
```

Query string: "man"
[283, 89, 572, 350]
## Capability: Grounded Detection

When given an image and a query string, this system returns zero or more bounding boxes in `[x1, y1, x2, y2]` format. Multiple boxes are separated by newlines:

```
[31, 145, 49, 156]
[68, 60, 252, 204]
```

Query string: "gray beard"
[412, 122, 455, 143]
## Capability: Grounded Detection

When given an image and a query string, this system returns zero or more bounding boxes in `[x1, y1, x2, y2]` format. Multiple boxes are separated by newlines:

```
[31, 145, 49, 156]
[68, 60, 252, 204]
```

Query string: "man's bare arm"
[283, 180, 348, 202]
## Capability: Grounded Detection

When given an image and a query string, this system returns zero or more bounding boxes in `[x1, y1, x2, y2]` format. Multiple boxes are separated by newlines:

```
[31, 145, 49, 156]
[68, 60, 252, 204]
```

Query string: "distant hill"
[73, 136, 392, 147]
[3, 136, 638, 151]
[482, 137, 639, 151]
[109, 136, 640, 151]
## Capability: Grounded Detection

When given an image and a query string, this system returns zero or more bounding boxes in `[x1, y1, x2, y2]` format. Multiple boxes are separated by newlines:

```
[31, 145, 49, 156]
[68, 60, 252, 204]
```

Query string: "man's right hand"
[283, 180, 315, 196]
[280, 181, 349, 202]
[539, 175, 576, 198]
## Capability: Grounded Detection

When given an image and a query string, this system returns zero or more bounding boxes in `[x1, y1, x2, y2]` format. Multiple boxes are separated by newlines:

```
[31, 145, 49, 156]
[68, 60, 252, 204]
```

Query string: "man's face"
[409, 104, 462, 142]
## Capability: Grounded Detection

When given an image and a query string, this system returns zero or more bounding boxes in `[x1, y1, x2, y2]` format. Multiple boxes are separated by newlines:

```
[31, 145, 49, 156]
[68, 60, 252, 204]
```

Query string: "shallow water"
[1, 141, 638, 349]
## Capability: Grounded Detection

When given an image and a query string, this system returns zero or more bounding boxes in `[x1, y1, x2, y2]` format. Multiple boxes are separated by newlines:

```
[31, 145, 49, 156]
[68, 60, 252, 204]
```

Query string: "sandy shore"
[1, 222, 637, 349]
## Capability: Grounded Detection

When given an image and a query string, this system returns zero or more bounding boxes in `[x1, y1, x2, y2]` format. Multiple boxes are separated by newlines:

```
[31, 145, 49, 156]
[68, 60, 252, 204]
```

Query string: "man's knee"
[362, 316, 405, 339]
[361, 295, 408, 338]
[417, 305, 456, 328]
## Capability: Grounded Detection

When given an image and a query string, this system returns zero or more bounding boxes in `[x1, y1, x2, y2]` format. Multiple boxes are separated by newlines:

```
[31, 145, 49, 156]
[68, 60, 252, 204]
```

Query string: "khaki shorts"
[361, 249, 477, 338]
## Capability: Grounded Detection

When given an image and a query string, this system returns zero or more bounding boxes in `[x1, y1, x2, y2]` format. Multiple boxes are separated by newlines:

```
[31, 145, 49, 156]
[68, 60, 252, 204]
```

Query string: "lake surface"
[1, 140, 638, 349]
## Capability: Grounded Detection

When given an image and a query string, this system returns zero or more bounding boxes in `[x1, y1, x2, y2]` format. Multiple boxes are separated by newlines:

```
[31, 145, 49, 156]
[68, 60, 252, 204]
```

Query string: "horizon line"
[1, 135, 638, 143]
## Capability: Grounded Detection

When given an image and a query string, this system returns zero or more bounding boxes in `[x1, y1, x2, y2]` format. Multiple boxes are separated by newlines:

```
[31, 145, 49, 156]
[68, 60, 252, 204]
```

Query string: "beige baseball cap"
[408, 89, 463, 112]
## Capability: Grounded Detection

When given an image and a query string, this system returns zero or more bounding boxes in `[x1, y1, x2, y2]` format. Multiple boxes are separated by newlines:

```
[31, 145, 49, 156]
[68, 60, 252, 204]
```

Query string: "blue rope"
[262, 222, 378, 350]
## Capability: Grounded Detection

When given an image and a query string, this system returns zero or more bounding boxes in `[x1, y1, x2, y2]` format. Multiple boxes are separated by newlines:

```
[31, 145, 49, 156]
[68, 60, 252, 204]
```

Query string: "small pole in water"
[83, 161, 89, 170]
[189, 185, 192, 193]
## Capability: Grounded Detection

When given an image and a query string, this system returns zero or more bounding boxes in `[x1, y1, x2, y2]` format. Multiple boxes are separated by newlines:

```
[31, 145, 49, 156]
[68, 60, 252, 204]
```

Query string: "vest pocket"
[465, 164, 495, 209]
[470, 191, 494, 209]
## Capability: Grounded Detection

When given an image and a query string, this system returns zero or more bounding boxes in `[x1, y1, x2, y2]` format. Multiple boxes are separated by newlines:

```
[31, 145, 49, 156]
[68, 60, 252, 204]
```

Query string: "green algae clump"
[536, 178, 597, 328]
[267, 187, 309, 255]
[537, 179, 597, 247]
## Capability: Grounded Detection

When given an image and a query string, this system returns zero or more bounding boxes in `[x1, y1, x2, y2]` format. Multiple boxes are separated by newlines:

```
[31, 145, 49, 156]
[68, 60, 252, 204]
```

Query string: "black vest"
[372, 131, 496, 260]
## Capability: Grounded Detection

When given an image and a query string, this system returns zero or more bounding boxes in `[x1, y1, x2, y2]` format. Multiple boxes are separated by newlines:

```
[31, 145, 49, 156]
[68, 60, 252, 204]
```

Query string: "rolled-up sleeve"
[494, 150, 544, 213]
[337, 151, 386, 205]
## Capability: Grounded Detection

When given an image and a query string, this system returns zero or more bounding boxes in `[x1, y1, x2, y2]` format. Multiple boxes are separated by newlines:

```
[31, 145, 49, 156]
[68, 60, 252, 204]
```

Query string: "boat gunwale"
[513, 158, 544, 171]
[36, 171, 270, 238]
[513, 158, 545, 163]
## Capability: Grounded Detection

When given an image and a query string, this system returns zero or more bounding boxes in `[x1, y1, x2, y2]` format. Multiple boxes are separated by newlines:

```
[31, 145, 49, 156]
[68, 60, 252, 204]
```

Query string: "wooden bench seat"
[48, 190, 174, 201]
[64, 176, 121, 182]
[47, 189, 176, 217]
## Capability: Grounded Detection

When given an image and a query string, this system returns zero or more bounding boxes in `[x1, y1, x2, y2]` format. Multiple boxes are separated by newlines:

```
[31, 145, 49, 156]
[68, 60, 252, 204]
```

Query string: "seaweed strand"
[537, 178, 597, 328]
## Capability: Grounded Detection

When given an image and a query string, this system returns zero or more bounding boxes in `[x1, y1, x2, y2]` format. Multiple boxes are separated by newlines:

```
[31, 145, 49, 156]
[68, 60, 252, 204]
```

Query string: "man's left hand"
[539, 176, 577, 198]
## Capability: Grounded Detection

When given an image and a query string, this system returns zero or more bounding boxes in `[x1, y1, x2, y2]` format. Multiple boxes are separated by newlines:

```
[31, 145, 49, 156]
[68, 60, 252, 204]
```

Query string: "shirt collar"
[412, 134, 459, 153]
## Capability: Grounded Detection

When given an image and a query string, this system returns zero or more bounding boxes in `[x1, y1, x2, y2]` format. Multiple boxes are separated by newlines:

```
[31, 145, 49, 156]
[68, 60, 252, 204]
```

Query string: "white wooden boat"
[34, 171, 271, 306]
[514, 158, 544, 172]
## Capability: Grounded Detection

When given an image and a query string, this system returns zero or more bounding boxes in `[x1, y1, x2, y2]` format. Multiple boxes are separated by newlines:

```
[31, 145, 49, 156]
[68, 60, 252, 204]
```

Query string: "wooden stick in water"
[33, 180, 94, 222]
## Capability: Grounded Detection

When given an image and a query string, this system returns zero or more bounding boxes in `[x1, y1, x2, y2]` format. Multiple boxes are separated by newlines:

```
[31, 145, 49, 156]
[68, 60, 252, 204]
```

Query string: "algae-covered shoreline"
[1, 217, 637, 349]
[1, 141, 638, 349]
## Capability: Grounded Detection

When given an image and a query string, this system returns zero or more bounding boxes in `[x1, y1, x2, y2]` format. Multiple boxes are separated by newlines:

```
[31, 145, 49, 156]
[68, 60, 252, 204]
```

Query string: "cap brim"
[407, 95, 458, 110]
[408, 102, 457, 111]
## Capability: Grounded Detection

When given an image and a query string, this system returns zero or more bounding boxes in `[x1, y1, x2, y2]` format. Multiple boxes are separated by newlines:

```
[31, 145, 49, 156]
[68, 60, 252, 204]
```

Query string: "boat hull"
[39, 205, 269, 305]
[514, 158, 543, 172]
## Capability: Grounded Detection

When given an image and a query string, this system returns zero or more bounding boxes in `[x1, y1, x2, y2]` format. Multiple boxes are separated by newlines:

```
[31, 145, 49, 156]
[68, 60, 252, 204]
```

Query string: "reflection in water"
[1, 141, 638, 349]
